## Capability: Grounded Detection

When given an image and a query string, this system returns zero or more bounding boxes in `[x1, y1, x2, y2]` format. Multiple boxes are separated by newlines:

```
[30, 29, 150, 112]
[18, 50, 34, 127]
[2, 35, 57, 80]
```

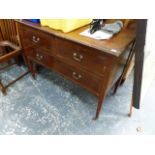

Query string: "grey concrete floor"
[0, 64, 154, 134]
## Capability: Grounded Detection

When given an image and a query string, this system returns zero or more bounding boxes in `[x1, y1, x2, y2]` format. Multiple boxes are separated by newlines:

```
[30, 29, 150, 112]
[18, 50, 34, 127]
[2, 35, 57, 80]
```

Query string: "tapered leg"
[94, 100, 103, 120]
[22, 52, 28, 66]
[93, 95, 105, 120]
[27, 60, 36, 79]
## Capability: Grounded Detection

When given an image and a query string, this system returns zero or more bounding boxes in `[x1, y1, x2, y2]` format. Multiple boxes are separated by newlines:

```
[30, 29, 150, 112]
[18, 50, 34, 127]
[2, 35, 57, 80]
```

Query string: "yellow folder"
[40, 19, 92, 33]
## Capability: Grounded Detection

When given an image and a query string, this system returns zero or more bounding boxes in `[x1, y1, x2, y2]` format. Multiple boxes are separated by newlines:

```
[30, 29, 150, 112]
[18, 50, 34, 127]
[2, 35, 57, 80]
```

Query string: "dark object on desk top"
[90, 19, 123, 35]
[90, 19, 105, 34]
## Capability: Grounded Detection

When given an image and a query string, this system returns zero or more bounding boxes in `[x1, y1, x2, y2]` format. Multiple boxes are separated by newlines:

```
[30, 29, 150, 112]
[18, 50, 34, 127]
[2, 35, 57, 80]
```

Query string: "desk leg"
[93, 92, 106, 120]
[94, 99, 103, 120]
[27, 60, 36, 79]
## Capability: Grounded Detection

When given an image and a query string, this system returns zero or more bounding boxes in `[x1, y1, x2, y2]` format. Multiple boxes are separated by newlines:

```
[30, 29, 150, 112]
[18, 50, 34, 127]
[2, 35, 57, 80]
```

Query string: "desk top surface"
[16, 20, 136, 57]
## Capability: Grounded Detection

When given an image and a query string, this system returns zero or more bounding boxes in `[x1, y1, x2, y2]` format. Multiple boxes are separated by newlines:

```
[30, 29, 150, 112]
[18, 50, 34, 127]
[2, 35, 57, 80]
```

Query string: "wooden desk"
[16, 20, 136, 119]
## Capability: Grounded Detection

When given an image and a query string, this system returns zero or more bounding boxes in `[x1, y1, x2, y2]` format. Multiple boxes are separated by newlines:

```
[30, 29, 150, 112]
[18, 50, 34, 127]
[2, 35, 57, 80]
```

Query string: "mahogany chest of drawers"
[17, 20, 136, 119]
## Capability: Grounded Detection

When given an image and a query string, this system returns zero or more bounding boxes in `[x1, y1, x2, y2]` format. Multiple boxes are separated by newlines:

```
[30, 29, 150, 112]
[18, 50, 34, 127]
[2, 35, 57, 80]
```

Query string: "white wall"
[141, 19, 155, 100]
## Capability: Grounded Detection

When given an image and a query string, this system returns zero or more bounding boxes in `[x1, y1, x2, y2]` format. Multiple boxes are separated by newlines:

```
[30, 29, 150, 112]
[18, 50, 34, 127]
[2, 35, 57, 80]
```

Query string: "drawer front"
[51, 59, 102, 94]
[25, 47, 52, 67]
[56, 38, 108, 75]
[21, 25, 54, 51]
[25, 47, 101, 94]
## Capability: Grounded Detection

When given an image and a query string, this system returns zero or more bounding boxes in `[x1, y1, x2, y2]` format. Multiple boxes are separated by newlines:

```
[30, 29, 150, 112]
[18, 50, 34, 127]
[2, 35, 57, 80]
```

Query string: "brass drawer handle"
[73, 52, 83, 62]
[32, 36, 40, 43]
[72, 72, 82, 80]
[36, 53, 43, 61]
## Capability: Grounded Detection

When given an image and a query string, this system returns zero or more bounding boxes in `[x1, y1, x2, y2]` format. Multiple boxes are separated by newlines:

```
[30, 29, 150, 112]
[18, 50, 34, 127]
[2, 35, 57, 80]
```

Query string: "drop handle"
[73, 52, 83, 62]
[72, 72, 82, 80]
[32, 35, 40, 43]
[36, 53, 43, 61]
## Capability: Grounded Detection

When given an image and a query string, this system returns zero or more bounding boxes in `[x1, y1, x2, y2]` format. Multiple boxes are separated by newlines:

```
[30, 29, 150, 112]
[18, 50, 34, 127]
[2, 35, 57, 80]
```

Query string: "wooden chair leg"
[0, 79, 7, 95]
[14, 55, 22, 66]
[128, 96, 133, 117]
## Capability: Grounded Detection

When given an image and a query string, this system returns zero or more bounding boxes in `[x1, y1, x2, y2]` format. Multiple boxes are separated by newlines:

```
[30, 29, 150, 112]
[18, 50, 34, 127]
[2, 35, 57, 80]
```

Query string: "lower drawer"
[25, 47, 52, 68]
[25, 47, 102, 95]
[51, 59, 102, 95]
